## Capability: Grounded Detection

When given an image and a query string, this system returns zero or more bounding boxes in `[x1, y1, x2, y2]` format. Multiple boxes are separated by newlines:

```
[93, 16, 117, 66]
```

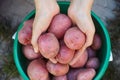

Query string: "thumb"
[31, 37, 39, 53]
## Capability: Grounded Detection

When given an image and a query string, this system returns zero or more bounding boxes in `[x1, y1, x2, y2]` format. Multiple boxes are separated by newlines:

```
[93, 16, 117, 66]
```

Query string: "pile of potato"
[18, 14, 102, 80]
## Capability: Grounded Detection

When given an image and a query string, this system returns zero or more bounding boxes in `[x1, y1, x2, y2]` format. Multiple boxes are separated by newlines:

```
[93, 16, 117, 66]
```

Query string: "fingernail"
[49, 58, 57, 64]
[34, 48, 38, 53]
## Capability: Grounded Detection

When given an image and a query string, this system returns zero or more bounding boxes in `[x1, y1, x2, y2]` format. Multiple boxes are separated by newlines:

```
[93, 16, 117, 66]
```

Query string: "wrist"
[70, 0, 94, 13]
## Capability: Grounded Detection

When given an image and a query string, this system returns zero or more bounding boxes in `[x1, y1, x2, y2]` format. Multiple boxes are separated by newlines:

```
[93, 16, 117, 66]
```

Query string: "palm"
[68, 0, 95, 65]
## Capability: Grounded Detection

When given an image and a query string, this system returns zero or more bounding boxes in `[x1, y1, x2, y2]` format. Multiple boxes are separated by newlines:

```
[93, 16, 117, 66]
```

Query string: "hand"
[31, 0, 60, 53]
[68, 0, 95, 65]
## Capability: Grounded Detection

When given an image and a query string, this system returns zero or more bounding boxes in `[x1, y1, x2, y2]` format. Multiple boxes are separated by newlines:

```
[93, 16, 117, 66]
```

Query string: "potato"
[22, 45, 42, 60]
[56, 41, 75, 64]
[18, 19, 33, 45]
[70, 50, 88, 68]
[27, 58, 49, 80]
[52, 75, 67, 80]
[38, 33, 59, 59]
[64, 27, 85, 50]
[77, 68, 96, 80]
[48, 14, 72, 39]
[46, 61, 69, 76]
[91, 34, 102, 50]
[87, 47, 96, 58]
[86, 57, 100, 69]
[68, 68, 96, 80]
[67, 68, 81, 80]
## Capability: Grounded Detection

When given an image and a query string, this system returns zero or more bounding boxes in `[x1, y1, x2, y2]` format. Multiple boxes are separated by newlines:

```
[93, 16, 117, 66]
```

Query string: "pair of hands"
[31, 0, 95, 65]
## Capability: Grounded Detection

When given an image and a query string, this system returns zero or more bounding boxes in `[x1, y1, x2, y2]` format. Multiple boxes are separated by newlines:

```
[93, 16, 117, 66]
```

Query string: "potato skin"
[70, 50, 88, 68]
[38, 33, 59, 59]
[18, 19, 33, 45]
[27, 59, 49, 80]
[91, 34, 102, 50]
[87, 47, 96, 58]
[86, 57, 100, 69]
[52, 75, 67, 80]
[46, 61, 69, 76]
[56, 42, 75, 64]
[67, 68, 81, 80]
[22, 45, 42, 60]
[64, 27, 85, 50]
[48, 14, 72, 39]
[77, 68, 96, 80]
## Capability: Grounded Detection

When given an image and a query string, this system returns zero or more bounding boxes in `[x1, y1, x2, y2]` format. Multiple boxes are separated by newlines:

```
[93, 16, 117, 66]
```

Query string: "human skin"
[31, 0, 95, 66]
[31, 0, 60, 53]
[68, 0, 95, 65]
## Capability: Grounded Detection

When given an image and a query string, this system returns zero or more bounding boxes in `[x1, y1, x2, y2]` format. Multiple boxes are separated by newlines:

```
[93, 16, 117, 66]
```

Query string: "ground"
[0, 0, 120, 80]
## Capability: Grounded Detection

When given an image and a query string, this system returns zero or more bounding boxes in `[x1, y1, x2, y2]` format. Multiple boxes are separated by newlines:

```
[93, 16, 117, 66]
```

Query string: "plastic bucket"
[14, 2, 111, 80]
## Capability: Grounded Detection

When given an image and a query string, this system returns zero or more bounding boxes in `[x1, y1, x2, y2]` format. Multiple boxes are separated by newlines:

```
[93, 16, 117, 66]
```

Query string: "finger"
[49, 58, 57, 64]
[31, 17, 42, 53]
[31, 38, 39, 53]
[85, 31, 95, 47]
[69, 46, 86, 65]
[69, 28, 95, 65]
[31, 13, 53, 53]
[33, 45, 39, 53]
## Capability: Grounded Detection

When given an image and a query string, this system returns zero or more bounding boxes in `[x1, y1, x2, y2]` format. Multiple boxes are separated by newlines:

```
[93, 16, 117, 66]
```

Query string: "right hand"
[31, 0, 60, 53]
[68, 0, 95, 65]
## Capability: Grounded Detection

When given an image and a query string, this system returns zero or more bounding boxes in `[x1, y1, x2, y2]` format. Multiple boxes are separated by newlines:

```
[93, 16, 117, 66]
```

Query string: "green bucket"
[14, 2, 111, 80]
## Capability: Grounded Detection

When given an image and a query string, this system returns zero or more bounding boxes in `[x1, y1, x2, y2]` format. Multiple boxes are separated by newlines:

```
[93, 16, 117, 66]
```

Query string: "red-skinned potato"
[91, 34, 102, 50]
[38, 33, 59, 59]
[22, 45, 42, 60]
[77, 68, 96, 80]
[48, 14, 72, 39]
[18, 19, 33, 45]
[64, 27, 85, 50]
[56, 41, 75, 64]
[46, 61, 69, 76]
[86, 57, 100, 69]
[67, 68, 96, 80]
[87, 47, 96, 58]
[52, 75, 67, 80]
[27, 58, 49, 80]
[70, 50, 88, 68]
